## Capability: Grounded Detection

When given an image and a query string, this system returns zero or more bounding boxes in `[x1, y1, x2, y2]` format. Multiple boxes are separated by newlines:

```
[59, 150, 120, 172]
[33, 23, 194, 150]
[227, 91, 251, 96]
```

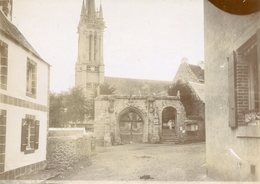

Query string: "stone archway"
[118, 107, 144, 144]
[161, 106, 177, 142]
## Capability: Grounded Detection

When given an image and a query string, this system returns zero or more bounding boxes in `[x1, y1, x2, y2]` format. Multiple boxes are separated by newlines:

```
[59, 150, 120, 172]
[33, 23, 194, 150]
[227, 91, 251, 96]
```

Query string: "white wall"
[204, 0, 260, 181]
[0, 33, 49, 172]
[0, 34, 49, 106]
[2, 103, 47, 171]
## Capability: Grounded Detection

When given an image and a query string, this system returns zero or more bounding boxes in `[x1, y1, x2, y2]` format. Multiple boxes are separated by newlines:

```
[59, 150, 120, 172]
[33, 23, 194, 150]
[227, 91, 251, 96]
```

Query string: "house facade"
[0, 1, 50, 179]
[205, 0, 260, 181]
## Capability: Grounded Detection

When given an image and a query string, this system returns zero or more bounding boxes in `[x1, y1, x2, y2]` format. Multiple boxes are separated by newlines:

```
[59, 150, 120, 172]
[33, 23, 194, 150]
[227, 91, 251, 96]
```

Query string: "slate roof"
[188, 64, 204, 81]
[0, 11, 48, 64]
[105, 76, 171, 96]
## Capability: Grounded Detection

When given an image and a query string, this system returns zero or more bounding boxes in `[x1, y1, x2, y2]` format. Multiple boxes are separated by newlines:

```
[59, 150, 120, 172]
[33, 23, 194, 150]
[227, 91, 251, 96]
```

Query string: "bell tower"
[75, 0, 105, 98]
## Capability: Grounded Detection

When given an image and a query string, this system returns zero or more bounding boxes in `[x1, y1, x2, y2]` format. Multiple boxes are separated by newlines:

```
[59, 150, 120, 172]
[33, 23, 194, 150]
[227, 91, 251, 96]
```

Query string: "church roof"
[188, 81, 205, 102]
[173, 61, 204, 83]
[0, 11, 48, 64]
[188, 64, 204, 81]
[104, 76, 171, 96]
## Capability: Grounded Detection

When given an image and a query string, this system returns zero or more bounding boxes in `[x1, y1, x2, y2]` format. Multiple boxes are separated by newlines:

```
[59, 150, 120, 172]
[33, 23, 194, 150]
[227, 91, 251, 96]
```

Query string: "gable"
[0, 11, 48, 64]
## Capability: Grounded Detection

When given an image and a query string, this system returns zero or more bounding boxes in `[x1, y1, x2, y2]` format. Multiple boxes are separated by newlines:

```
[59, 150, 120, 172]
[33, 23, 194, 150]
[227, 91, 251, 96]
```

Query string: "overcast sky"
[12, 0, 204, 93]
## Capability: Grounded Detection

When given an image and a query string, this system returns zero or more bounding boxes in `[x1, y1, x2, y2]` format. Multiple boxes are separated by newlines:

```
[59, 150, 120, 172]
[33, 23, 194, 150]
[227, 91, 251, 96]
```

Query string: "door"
[119, 110, 143, 144]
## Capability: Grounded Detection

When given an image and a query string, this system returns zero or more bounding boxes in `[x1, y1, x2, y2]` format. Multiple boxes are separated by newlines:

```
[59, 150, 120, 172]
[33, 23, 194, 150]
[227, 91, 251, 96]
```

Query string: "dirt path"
[63, 142, 211, 181]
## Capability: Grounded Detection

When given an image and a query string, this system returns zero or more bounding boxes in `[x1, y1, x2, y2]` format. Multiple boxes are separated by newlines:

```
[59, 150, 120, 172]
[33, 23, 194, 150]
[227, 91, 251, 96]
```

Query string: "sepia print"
[0, 0, 259, 183]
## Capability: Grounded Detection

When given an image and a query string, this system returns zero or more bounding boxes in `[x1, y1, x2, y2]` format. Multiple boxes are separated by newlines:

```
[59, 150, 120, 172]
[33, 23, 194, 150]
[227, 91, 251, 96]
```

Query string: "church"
[75, 0, 203, 146]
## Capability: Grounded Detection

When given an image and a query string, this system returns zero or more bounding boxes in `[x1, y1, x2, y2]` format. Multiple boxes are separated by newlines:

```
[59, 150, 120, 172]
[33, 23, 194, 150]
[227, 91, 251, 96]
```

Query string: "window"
[26, 58, 37, 98]
[228, 30, 259, 127]
[0, 41, 8, 90]
[21, 115, 39, 154]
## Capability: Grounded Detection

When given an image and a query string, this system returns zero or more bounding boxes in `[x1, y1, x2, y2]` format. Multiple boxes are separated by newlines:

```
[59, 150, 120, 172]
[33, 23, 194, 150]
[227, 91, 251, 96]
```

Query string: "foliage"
[49, 93, 65, 127]
[99, 83, 116, 95]
[167, 80, 195, 116]
[49, 87, 94, 128]
[63, 87, 87, 123]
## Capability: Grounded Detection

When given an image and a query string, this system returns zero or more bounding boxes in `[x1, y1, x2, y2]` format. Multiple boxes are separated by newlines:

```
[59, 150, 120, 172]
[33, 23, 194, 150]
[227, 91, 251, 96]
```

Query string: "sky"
[12, 0, 204, 93]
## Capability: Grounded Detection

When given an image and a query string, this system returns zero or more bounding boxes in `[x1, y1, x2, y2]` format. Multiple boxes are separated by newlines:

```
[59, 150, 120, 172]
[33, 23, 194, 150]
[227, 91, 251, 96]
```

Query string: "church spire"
[99, 3, 103, 19]
[87, 0, 96, 18]
[80, 0, 86, 16]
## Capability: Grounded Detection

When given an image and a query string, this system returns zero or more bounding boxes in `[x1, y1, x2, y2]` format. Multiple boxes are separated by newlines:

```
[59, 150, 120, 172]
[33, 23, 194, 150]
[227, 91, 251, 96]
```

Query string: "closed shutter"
[21, 119, 28, 152]
[30, 119, 35, 149]
[0, 113, 6, 125]
[228, 51, 237, 128]
[34, 120, 40, 150]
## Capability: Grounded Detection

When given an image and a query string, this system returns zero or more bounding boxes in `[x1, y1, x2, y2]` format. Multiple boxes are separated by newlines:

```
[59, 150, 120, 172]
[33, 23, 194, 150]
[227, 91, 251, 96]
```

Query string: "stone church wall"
[94, 95, 187, 145]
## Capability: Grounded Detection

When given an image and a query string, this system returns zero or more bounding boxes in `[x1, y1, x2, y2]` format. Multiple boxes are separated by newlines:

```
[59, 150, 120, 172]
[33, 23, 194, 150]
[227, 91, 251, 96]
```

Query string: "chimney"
[0, 0, 12, 21]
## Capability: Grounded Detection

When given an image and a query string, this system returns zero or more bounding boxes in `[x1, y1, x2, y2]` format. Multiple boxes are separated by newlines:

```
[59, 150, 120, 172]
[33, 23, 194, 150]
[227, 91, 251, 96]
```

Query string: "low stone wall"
[47, 128, 95, 171]
[48, 128, 86, 137]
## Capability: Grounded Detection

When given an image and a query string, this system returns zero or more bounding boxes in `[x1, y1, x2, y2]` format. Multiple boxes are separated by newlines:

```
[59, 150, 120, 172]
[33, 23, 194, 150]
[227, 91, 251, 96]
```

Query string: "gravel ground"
[62, 142, 212, 181]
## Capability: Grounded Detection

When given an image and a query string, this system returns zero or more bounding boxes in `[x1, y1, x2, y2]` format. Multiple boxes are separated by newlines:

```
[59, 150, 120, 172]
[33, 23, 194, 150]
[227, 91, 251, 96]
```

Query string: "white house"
[0, 0, 50, 179]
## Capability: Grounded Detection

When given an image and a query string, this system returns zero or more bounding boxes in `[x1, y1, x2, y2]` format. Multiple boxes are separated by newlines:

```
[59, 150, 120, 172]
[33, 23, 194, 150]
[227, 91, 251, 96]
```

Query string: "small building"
[171, 60, 205, 142]
[205, 0, 260, 181]
[0, 0, 50, 179]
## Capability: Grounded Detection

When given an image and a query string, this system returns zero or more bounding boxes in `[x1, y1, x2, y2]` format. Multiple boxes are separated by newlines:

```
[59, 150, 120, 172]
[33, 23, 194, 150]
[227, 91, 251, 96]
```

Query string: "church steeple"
[80, 0, 86, 16]
[87, 0, 96, 19]
[75, 0, 105, 98]
[99, 3, 103, 19]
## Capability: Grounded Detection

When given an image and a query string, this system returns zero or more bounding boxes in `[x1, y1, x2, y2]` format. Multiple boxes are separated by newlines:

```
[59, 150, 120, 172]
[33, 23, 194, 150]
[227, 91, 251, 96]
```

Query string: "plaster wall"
[2, 103, 47, 172]
[0, 34, 49, 106]
[204, 0, 260, 180]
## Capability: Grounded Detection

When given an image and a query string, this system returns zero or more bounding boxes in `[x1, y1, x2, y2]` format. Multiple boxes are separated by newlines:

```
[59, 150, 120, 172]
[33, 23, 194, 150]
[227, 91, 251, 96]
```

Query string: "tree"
[99, 83, 116, 95]
[49, 92, 65, 127]
[168, 80, 195, 116]
[49, 87, 95, 127]
[63, 87, 87, 123]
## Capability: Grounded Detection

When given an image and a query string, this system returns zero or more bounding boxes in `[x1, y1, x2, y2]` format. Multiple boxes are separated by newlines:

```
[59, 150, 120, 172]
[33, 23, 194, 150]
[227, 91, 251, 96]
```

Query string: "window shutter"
[21, 119, 28, 151]
[34, 120, 40, 150]
[0, 114, 5, 124]
[30, 120, 35, 149]
[228, 51, 237, 128]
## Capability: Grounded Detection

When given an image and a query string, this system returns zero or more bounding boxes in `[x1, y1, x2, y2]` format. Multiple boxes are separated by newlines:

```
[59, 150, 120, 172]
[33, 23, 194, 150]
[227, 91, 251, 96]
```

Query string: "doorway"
[119, 108, 144, 144]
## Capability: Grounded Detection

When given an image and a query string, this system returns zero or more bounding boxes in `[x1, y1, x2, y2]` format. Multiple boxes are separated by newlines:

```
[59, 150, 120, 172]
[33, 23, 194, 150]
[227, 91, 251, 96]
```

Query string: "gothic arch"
[117, 106, 145, 144]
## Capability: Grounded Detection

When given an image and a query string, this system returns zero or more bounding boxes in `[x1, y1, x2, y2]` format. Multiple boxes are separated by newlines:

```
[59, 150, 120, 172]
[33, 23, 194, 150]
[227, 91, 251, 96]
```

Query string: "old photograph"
[0, 0, 259, 183]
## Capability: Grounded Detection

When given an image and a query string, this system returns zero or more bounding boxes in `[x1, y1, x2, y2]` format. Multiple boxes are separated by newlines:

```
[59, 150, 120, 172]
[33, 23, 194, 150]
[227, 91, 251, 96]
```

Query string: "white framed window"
[21, 115, 39, 154]
[26, 58, 37, 98]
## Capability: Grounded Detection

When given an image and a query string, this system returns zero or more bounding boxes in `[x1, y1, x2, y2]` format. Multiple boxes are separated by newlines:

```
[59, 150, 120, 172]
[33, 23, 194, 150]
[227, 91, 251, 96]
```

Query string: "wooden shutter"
[21, 119, 28, 152]
[228, 51, 237, 128]
[0, 113, 6, 125]
[30, 120, 35, 149]
[34, 120, 40, 150]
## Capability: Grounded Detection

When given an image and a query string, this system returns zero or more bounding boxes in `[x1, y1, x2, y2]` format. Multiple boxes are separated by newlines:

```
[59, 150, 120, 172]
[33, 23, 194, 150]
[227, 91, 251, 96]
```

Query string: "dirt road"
[63, 142, 211, 181]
